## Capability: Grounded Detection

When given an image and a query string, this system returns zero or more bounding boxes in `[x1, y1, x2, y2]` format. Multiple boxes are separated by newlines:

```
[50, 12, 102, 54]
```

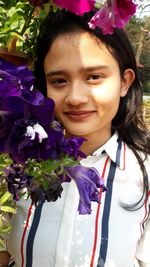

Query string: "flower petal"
[0, 58, 42, 104]
[65, 165, 107, 214]
[60, 136, 86, 159]
[4, 163, 32, 201]
[54, 0, 95, 16]
[89, 0, 137, 34]
[24, 98, 55, 126]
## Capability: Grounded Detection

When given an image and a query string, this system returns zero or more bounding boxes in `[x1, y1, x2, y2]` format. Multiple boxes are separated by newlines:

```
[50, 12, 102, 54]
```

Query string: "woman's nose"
[65, 82, 89, 106]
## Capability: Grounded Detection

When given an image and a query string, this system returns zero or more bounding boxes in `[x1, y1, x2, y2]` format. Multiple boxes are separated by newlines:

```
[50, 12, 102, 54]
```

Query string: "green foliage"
[126, 16, 145, 49]
[0, 152, 79, 247]
[0, 0, 51, 58]
[0, 155, 16, 248]
[126, 16, 150, 94]
[142, 80, 150, 94]
[25, 154, 78, 189]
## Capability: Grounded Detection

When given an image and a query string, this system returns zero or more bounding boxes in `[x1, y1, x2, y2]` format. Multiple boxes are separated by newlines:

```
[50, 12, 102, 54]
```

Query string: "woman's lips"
[64, 111, 96, 121]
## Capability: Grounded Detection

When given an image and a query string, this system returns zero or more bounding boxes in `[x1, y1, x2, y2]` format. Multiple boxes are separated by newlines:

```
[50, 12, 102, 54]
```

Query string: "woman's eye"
[87, 74, 103, 81]
[50, 78, 67, 87]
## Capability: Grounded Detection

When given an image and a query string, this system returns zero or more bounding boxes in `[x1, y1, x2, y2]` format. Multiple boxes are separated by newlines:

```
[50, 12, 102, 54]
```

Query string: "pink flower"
[89, 0, 137, 34]
[54, 0, 95, 16]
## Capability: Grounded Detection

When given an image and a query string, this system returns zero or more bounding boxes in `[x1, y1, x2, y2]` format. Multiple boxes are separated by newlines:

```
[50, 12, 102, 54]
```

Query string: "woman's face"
[44, 31, 132, 144]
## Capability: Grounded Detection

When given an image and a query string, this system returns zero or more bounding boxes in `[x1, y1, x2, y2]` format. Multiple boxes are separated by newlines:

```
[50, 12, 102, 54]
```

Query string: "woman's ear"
[120, 69, 135, 97]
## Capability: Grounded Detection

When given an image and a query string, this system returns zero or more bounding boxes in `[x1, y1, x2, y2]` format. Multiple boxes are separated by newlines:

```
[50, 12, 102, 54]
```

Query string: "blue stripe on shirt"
[26, 200, 44, 267]
[97, 139, 121, 267]
[97, 160, 117, 267]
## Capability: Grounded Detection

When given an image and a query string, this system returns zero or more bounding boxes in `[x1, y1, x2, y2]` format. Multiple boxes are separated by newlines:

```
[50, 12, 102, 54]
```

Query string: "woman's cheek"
[91, 80, 121, 103]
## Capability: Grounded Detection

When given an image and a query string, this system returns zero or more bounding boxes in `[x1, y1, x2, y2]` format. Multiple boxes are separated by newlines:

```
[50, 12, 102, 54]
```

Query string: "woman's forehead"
[50, 31, 105, 50]
[44, 31, 119, 75]
[45, 31, 115, 63]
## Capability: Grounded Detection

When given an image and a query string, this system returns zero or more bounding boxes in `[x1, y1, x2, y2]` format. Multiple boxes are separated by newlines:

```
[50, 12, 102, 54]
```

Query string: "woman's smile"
[64, 110, 96, 121]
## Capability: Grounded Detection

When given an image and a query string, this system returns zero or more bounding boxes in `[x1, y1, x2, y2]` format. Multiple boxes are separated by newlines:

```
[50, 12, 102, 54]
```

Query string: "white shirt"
[5, 132, 150, 267]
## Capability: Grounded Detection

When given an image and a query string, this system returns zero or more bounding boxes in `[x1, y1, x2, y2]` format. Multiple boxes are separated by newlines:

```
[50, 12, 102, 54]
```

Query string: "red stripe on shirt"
[90, 156, 109, 267]
[21, 204, 33, 267]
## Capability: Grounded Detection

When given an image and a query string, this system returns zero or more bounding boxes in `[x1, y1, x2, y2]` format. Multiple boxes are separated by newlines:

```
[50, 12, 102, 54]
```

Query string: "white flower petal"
[25, 125, 35, 140]
[33, 123, 48, 143]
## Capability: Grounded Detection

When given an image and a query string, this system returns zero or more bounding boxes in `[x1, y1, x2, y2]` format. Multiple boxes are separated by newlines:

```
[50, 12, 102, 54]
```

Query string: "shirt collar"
[92, 132, 126, 170]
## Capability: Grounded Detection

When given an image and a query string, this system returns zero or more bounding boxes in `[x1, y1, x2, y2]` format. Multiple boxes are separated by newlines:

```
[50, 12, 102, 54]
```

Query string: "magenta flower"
[54, 0, 95, 16]
[89, 0, 137, 34]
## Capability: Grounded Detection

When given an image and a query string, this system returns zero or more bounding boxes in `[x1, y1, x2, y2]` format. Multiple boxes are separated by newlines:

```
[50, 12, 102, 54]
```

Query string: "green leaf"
[0, 192, 11, 205]
[0, 224, 11, 234]
[0, 206, 16, 214]
[0, 238, 5, 249]
[0, 216, 3, 228]
[42, 178, 49, 189]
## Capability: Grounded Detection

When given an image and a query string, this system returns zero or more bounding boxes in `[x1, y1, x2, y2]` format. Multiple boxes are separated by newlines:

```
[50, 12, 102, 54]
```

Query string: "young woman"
[1, 9, 150, 267]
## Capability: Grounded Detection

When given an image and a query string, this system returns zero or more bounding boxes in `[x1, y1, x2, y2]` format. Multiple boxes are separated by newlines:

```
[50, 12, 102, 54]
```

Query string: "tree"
[126, 15, 150, 93]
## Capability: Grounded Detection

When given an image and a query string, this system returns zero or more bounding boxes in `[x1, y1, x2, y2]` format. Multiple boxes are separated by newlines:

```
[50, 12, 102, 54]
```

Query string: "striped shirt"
[6, 132, 150, 267]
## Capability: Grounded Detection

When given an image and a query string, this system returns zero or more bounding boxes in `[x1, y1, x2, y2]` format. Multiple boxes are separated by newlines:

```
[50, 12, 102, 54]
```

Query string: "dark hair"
[34, 9, 150, 210]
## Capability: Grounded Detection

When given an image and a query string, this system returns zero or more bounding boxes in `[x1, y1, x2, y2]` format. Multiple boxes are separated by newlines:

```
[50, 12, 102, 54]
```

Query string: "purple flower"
[0, 96, 25, 115]
[0, 111, 19, 153]
[89, 0, 137, 34]
[0, 97, 25, 153]
[30, 179, 63, 205]
[54, 0, 95, 16]
[60, 136, 86, 159]
[20, 97, 54, 126]
[65, 165, 107, 214]
[5, 97, 64, 163]
[0, 58, 43, 104]
[4, 163, 32, 201]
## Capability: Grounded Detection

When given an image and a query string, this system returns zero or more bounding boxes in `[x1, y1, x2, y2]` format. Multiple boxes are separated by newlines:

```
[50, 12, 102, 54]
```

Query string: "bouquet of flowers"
[0, 58, 107, 248]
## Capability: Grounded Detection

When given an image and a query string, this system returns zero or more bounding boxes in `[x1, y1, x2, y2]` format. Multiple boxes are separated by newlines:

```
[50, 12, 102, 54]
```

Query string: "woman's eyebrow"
[46, 65, 110, 77]
[46, 70, 67, 77]
[80, 65, 110, 72]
